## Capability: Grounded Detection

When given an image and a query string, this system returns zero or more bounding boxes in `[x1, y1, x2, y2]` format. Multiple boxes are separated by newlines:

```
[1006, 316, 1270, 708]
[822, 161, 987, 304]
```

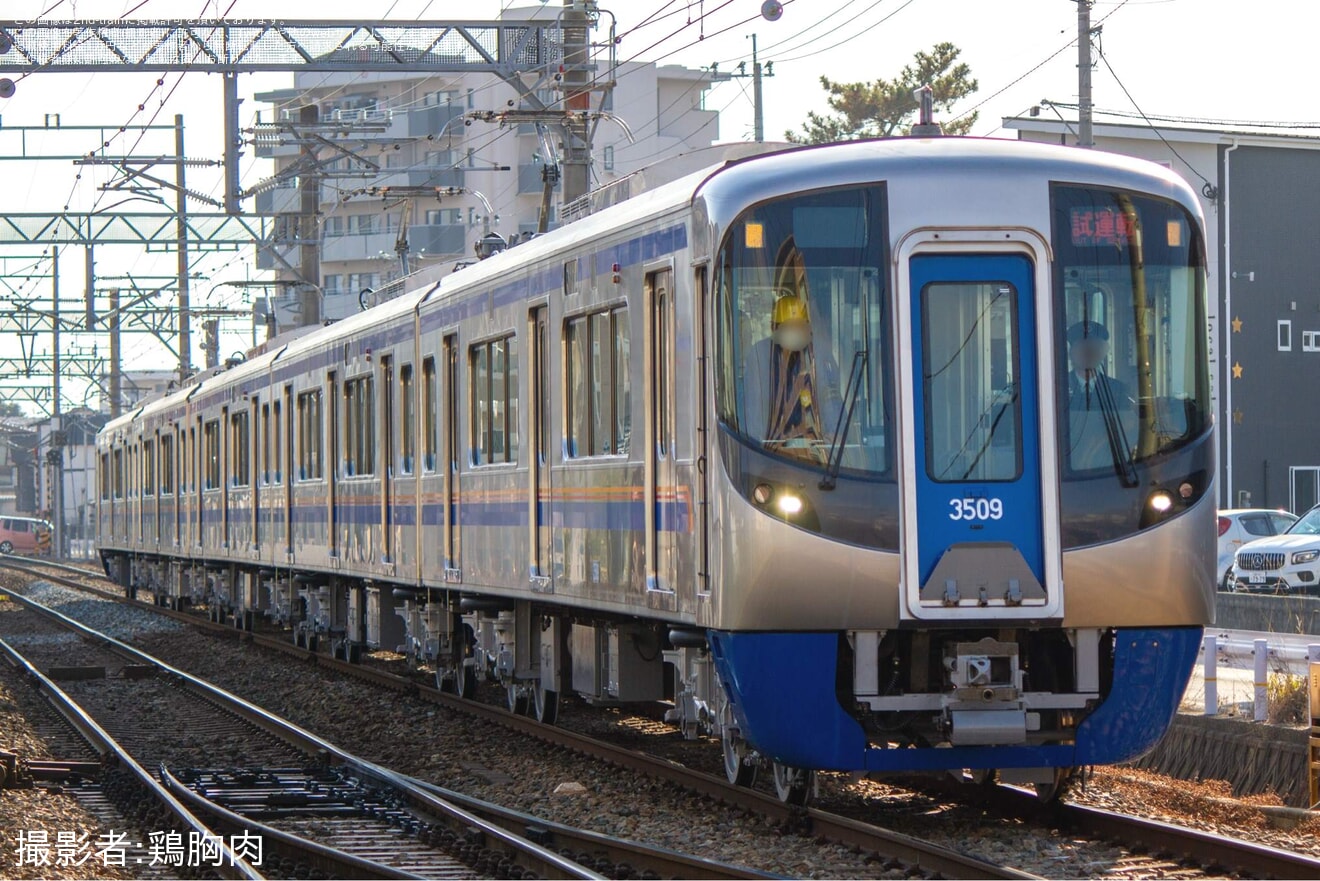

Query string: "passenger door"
[529, 306, 553, 587]
[900, 250, 1061, 621]
[645, 267, 677, 607]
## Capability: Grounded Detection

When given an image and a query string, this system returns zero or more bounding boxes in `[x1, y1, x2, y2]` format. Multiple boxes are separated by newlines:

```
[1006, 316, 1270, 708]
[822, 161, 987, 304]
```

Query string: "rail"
[1, 580, 774, 880]
[0, 556, 1036, 880]
[0, 630, 263, 879]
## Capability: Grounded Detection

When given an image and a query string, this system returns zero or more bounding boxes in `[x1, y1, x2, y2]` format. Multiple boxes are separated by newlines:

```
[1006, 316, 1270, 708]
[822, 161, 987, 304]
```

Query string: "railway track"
[0, 584, 766, 880]
[16, 556, 1320, 878]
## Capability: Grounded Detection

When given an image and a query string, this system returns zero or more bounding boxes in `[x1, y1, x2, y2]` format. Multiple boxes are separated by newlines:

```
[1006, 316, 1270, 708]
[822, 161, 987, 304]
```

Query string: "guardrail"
[1201, 630, 1320, 720]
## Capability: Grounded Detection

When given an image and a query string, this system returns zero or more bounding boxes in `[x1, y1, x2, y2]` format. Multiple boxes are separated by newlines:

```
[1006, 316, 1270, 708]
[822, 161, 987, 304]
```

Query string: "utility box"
[571, 623, 663, 703]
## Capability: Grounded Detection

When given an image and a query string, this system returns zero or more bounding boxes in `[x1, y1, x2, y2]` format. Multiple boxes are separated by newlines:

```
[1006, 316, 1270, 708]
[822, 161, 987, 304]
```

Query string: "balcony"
[408, 224, 468, 259]
[254, 186, 302, 215]
[519, 163, 560, 195]
[320, 231, 398, 263]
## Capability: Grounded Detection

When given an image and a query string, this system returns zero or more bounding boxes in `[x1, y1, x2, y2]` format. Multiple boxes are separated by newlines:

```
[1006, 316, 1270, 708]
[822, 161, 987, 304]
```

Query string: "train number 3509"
[948, 497, 1004, 521]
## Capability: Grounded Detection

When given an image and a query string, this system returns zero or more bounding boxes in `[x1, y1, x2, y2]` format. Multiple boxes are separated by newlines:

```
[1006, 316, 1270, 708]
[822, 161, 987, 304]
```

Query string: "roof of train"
[100, 137, 1195, 440]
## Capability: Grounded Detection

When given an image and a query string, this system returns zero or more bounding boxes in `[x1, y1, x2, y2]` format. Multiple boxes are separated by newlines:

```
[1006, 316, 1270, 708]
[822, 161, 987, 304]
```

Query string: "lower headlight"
[1292, 549, 1320, 565]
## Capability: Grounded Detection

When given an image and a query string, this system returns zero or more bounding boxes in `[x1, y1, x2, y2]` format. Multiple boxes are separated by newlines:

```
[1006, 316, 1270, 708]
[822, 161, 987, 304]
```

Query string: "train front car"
[698, 138, 1214, 801]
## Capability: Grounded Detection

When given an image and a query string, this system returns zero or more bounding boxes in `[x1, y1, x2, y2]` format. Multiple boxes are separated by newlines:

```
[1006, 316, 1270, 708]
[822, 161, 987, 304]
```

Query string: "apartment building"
[253, 10, 723, 332]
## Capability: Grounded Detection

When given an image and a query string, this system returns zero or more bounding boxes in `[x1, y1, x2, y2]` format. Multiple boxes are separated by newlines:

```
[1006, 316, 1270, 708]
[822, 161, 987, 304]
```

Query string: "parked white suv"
[1231, 504, 1320, 595]
[1217, 508, 1297, 590]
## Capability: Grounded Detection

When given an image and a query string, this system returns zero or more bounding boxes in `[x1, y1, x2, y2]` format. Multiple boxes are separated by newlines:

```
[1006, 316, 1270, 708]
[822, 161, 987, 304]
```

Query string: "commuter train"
[97, 137, 1214, 804]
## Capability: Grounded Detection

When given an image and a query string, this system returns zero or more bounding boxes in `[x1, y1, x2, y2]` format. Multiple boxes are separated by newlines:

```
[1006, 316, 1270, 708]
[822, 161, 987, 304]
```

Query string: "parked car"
[0, 516, 53, 556]
[1217, 508, 1297, 590]
[1230, 504, 1320, 595]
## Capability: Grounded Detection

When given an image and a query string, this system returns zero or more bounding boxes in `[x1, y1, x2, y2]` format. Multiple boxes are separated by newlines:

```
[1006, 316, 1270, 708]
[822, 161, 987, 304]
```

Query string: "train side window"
[344, 376, 375, 477]
[591, 312, 613, 454]
[160, 435, 174, 496]
[401, 363, 416, 474]
[143, 439, 156, 497]
[231, 410, 251, 487]
[565, 317, 588, 457]
[261, 403, 271, 483]
[297, 389, 324, 480]
[470, 335, 517, 466]
[100, 453, 110, 500]
[203, 421, 220, 490]
[613, 309, 631, 456]
[113, 448, 124, 499]
[422, 357, 437, 471]
[272, 400, 282, 483]
[565, 307, 629, 458]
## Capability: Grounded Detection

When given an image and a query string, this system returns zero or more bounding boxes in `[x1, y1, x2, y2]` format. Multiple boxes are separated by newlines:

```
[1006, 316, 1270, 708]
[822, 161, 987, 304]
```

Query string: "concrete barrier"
[1215, 592, 1320, 634]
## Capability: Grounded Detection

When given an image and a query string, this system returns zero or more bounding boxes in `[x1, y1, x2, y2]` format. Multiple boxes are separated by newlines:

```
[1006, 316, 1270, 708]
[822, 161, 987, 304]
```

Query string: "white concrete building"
[253, 8, 724, 332]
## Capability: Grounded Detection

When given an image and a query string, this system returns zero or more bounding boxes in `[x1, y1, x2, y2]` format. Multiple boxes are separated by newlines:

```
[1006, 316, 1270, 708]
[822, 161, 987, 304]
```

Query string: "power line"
[950, 0, 1132, 124]
[764, 0, 917, 65]
[1095, 48, 1217, 196]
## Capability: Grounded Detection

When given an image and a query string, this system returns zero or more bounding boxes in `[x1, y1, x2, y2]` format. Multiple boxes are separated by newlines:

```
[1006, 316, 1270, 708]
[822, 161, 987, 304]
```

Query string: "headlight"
[1292, 550, 1320, 565]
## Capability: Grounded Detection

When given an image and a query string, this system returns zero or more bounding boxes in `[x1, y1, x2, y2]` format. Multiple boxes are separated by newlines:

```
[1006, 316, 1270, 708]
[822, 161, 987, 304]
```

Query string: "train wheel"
[772, 762, 815, 807]
[506, 684, 529, 715]
[533, 682, 559, 725]
[1034, 767, 1076, 801]
[437, 665, 477, 699]
[722, 733, 757, 787]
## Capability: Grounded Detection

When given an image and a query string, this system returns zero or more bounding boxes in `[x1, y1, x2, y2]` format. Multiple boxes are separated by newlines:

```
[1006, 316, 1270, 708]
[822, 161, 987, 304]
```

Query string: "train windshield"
[1052, 185, 1209, 476]
[716, 186, 891, 476]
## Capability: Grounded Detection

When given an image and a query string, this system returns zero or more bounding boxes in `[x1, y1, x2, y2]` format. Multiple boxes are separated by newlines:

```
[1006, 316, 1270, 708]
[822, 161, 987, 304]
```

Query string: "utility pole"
[725, 37, 773, 143]
[298, 104, 322, 327]
[1077, 0, 1094, 148]
[50, 245, 64, 558]
[561, 0, 593, 207]
[751, 35, 764, 142]
[108, 287, 122, 418]
[174, 114, 193, 377]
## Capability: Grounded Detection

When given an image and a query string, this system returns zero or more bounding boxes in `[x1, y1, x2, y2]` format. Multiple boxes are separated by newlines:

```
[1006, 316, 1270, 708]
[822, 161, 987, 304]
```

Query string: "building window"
[401, 363, 415, 474]
[297, 389, 324, 480]
[1304, 330, 1320, 352]
[1279, 319, 1293, 351]
[347, 214, 378, 235]
[344, 375, 375, 477]
[565, 307, 630, 457]
[470, 335, 518, 465]
[323, 274, 342, 293]
[347, 272, 379, 292]
[425, 208, 462, 225]
[324, 216, 344, 237]
[424, 149, 454, 168]
[603, 144, 614, 171]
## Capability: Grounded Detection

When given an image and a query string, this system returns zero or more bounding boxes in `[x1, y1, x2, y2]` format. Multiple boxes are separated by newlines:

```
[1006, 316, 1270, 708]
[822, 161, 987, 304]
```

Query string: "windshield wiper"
[1092, 371, 1139, 487]
[820, 350, 867, 491]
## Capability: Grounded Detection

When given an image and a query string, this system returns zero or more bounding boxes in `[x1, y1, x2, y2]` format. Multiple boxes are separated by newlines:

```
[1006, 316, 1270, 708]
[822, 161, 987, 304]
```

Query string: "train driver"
[1066, 319, 1129, 410]
[743, 293, 842, 465]
[1066, 319, 1135, 470]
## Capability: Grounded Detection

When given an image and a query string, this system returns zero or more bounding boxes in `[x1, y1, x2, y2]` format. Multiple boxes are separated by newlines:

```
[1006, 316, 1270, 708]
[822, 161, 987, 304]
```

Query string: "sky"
[0, 0, 1313, 411]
